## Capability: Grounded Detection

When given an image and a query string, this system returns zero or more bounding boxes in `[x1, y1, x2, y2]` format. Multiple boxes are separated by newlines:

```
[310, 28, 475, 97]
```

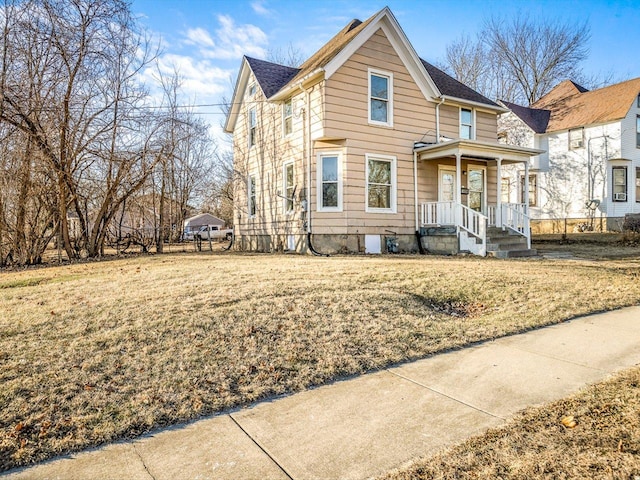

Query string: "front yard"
[1, 251, 640, 471]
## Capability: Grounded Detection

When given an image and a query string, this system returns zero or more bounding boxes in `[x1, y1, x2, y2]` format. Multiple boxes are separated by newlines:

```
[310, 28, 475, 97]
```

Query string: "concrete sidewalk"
[4, 307, 640, 480]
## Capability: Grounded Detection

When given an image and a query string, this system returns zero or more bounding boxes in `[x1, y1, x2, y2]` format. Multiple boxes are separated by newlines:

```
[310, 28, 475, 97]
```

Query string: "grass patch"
[1, 252, 640, 471]
[381, 365, 640, 480]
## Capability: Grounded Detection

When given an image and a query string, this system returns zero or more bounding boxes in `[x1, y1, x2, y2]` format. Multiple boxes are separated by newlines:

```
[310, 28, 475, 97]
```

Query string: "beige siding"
[476, 111, 498, 142]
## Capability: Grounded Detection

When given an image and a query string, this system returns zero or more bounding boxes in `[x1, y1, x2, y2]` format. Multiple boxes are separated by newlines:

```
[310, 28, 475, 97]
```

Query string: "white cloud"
[251, 0, 272, 17]
[183, 15, 267, 60]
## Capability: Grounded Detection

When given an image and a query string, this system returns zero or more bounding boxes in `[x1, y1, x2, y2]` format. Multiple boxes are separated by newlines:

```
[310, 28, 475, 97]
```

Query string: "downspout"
[299, 83, 328, 256]
[435, 96, 445, 143]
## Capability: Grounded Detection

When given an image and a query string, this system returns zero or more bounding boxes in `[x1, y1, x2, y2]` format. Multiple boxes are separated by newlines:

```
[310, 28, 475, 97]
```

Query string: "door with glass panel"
[467, 167, 485, 213]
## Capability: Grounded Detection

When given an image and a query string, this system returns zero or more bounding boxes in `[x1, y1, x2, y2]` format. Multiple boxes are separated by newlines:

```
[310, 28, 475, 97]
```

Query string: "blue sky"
[132, 0, 640, 133]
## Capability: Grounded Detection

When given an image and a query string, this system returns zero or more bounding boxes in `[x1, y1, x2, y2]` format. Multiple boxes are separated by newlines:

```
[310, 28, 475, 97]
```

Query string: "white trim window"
[368, 69, 393, 126]
[366, 154, 396, 213]
[248, 107, 257, 147]
[520, 173, 538, 207]
[283, 161, 294, 213]
[283, 98, 293, 136]
[569, 127, 584, 150]
[636, 115, 640, 148]
[460, 108, 474, 140]
[636, 167, 640, 203]
[317, 154, 342, 211]
[248, 175, 257, 216]
[612, 166, 627, 202]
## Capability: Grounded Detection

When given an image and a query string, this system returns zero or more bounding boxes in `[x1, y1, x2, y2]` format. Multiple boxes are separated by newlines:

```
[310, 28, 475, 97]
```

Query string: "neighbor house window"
[612, 166, 627, 202]
[637, 94, 640, 108]
[569, 128, 584, 150]
[368, 69, 392, 126]
[520, 174, 537, 207]
[636, 167, 640, 203]
[283, 98, 293, 136]
[248, 108, 257, 147]
[636, 115, 640, 148]
[366, 154, 396, 212]
[283, 162, 294, 213]
[248, 175, 256, 216]
[317, 154, 342, 211]
[460, 108, 473, 139]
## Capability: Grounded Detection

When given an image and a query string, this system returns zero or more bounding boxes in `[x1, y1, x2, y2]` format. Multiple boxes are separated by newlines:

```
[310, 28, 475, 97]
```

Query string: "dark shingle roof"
[245, 56, 300, 99]
[501, 100, 550, 134]
[420, 60, 499, 107]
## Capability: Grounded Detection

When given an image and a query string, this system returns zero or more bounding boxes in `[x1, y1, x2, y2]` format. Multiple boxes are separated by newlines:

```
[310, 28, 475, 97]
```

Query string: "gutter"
[270, 68, 324, 102]
[439, 95, 509, 113]
[435, 96, 445, 143]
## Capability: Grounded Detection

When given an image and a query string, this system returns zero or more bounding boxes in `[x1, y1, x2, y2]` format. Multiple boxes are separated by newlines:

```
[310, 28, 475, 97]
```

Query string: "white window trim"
[283, 161, 295, 214]
[317, 153, 343, 212]
[282, 98, 293, 137]
[368, 68, 393, 127]
[460, 107, 474, 140]
[248, 107, 257, 149]
[612, 165, 628, 202]
[520, 173, 538, 207]
[365, 153, 397, 213]
[568, 127, 585, 150]
[248, 174, 257, 217]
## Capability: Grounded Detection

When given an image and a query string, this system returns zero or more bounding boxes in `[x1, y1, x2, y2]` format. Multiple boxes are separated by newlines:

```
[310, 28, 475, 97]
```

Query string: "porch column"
[455, 153, 462, 226]
[496, 157, 502, 227]
[523, 159, 530, 214]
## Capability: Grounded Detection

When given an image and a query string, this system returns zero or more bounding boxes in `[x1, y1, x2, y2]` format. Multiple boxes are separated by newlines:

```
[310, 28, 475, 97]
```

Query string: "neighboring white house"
[499, 78, 640, 231]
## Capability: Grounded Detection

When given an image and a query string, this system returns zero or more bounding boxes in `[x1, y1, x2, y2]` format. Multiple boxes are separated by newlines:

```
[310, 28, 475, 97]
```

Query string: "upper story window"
[636, 115, 640, 148]
[283, 162, 294, 213]
[317, 154, 342, 211]
[248, 175, 257, 216]
[612, 166, 627, 202]
[248, 108, 257, 147]
[283, 99, 293, 136]
[248, 83, 257, 98]
[569, 127, 584, 150]
[366, 154, 396, 213]
[637, 93, 640, 108]
[460, 108, 473, 139]
[368, 69, 393, 126]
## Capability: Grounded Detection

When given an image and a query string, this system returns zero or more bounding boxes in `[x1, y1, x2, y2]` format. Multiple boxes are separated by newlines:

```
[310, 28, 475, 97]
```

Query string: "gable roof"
[532, 80, 589, 110]
[504, 77, 640, 133]
[245, 57, 299, 99]
[421, 60, 499, 108]
[501, 100, 550, 134]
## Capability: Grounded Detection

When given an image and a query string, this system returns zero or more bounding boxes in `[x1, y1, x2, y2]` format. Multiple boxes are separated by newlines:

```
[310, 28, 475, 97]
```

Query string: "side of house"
[499, 79, 640, 232]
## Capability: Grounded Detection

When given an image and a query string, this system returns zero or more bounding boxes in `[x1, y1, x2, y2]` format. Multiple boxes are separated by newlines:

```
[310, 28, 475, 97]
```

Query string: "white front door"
[439, 168, 456, 202]
[467, 167, 486, 213]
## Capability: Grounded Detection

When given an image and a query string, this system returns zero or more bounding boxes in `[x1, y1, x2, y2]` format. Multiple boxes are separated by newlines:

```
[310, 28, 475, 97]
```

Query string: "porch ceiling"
[414, 139, 544, 164]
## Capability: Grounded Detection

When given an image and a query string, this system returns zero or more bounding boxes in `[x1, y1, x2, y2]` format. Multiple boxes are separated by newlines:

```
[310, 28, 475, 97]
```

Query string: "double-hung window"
[248, 108, 257, 147]
[283, 162, 294, 213]
[283, 99, 293, 136]
[368, 69, 392, 126]
[460, 108, 473, 139]
[248, 175, 256, 216]
[317, 154, 342, 211]
[569, 128, 584, 150]
[636, 167, 640, 203]
[520, 174, 537, 207]
[612, 166, 627, 202]
[636, 115, 640, 148]
[366, 154, 396, 212]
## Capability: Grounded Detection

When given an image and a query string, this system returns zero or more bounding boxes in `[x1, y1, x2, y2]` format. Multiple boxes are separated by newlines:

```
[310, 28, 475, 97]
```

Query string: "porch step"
[488, 248, 538, 259]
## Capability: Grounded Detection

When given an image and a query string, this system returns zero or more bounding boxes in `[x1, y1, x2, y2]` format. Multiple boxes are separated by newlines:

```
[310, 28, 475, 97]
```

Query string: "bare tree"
[441, 15, 591, 105]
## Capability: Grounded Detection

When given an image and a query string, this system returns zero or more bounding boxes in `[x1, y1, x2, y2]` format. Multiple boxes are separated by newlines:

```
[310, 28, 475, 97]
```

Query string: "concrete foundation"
[419, 227, 459, 255]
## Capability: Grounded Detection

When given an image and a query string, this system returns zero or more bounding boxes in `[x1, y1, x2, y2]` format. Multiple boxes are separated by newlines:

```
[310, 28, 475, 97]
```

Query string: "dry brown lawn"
[1, 251, 640, 471]
[381, 365, 640, 480]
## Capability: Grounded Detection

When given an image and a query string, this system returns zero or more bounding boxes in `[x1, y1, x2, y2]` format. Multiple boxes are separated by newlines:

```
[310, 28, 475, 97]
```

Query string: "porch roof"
[414, 139, 544, 164]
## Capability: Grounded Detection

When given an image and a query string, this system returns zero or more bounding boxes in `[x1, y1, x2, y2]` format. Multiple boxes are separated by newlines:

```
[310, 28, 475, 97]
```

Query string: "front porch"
[414, 139, 543, 257]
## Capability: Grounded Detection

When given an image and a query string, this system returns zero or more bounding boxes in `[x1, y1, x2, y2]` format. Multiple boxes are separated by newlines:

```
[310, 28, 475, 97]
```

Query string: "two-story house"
[224, 7, 541, 256]
[499, 78, 640, 232]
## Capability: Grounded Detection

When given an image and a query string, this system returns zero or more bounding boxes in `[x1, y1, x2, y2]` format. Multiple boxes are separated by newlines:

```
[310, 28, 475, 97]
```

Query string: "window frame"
[500, 177, 511, 204]
[282, 98, 293, 137]
[248, 107, 257, 148]
[317, 153, 343, 212]
[636, 115, 640, 148]
[568, 127, 584, 150]
[283, 161, 295, 214]
[248, 175, 257, 217]
[520, 173, 538, 207]
[365, 153, 397, 213]
[368, 68, 393, 127]
[612, 166, 627, 202]
[636, 167, 640, 203]
[460, 108, 474, 140]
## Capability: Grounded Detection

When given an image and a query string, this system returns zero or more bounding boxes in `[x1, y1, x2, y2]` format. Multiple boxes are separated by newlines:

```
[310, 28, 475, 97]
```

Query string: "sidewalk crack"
[132, 443, 157, 480]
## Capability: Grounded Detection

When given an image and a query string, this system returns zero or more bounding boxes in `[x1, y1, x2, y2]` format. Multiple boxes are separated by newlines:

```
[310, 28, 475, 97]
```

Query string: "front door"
[467, 167, 486, 213]
[439, 168, 456, 202]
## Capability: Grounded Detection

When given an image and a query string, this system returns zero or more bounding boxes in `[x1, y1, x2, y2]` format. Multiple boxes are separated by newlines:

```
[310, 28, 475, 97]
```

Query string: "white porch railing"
[501, 203, 531, 248]
[421, 201, 488, 256]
